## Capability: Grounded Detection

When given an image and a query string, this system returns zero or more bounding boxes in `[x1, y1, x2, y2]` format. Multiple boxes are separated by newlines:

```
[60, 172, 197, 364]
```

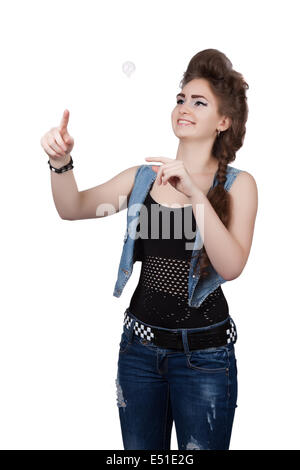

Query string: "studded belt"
[123, 309, 237, 351]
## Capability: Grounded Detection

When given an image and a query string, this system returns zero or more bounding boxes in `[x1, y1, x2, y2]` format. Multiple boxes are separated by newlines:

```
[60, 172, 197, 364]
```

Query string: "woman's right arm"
[40, 109, 141, 220]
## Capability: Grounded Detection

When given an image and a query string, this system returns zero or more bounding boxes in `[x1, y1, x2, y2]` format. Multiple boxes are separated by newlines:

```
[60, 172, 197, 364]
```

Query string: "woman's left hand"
[145, 156, 199, 198]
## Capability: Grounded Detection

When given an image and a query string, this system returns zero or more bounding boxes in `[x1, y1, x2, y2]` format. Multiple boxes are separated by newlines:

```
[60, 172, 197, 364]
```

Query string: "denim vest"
[113, 164, 242, 307]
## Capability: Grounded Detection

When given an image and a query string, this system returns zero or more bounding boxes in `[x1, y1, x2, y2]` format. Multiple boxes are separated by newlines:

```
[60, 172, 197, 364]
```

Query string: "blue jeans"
[116, 311, 238, 450]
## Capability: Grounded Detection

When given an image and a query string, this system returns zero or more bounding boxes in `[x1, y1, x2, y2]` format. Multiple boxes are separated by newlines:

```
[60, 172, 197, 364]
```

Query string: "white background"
[0, 0, 299, 450]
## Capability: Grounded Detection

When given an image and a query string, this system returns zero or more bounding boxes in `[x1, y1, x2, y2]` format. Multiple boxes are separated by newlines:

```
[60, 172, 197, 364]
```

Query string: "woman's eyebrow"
[176, 92, 209, 101]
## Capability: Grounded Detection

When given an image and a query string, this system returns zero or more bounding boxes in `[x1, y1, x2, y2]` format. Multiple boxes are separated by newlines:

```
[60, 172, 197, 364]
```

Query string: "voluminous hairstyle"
[179, 48, 249, 279]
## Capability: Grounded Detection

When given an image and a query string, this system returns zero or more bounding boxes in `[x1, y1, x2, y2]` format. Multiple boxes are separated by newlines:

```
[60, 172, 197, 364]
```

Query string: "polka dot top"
[128, 186, 229, 328]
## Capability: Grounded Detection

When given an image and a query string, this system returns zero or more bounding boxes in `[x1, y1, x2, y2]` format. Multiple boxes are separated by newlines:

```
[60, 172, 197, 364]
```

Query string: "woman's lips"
[177, 119, 195, 126]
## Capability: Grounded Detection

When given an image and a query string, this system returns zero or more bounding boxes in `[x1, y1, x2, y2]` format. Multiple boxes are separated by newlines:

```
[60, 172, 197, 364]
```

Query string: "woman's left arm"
[190, 171, 258, 280]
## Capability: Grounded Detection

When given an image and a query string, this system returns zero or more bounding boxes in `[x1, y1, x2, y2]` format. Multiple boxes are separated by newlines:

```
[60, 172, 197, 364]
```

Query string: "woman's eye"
[195, 100, 207, 107]
[176, 99, 207, 107]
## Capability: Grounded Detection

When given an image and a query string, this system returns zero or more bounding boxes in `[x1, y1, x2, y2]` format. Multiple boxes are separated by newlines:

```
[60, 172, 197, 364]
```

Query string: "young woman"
[41, 49, 258, 450]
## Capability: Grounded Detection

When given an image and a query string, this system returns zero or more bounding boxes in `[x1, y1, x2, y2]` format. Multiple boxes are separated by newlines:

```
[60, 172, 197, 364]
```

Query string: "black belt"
[123, 310, 237, 351]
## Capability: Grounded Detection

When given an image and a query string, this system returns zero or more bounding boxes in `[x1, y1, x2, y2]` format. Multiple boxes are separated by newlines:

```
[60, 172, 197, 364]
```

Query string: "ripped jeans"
[115, 311, 238, 450]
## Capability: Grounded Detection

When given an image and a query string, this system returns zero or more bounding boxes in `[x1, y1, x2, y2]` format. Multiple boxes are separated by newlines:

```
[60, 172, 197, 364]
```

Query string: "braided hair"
[179, 49, 249, 279]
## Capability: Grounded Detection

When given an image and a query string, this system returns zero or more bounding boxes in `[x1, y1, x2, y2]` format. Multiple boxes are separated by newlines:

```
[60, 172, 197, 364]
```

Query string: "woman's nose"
[179, 101, 193, 114]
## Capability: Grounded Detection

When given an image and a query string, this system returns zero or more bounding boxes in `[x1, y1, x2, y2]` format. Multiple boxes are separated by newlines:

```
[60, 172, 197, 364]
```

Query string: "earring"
[217, 129, 221, 137]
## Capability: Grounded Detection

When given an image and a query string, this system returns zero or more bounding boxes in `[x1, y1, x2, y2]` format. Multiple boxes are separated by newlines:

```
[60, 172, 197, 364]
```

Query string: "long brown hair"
[180, 49, 249, 279]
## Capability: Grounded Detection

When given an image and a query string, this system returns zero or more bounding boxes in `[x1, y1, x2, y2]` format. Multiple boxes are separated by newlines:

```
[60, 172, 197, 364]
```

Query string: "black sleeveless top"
[128, 186, 229, 328]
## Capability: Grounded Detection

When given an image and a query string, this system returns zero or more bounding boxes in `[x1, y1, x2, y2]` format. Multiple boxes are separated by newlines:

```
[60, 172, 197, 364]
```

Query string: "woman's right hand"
[40, 109, 74, 166]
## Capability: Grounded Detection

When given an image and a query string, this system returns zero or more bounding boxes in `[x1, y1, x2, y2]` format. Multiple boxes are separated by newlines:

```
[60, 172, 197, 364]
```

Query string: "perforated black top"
[128, 189, 229, 328]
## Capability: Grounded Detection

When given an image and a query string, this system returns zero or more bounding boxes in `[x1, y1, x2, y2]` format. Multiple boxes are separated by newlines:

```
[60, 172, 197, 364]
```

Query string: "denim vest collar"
[113, 164, 242, 307]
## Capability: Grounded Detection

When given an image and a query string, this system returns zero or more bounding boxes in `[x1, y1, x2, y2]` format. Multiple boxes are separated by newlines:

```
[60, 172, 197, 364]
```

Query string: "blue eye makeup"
[176, 99, 207, 107]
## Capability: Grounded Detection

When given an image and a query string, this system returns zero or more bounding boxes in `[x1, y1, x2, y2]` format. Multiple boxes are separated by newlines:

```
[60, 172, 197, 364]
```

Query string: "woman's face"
[171, 78, 227, 141]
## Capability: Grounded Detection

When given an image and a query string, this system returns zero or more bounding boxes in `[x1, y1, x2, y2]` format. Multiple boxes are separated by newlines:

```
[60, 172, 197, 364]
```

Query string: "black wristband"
[48, 155, 74, 174]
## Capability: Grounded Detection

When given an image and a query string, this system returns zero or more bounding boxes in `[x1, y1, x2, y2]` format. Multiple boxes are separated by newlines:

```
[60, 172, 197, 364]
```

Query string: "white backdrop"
[0, 0, 299, 450]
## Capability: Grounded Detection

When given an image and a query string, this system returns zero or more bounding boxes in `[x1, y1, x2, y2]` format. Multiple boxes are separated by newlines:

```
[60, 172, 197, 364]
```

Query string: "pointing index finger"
[145, 156, 173, 163]
[59, 109, 69, 132]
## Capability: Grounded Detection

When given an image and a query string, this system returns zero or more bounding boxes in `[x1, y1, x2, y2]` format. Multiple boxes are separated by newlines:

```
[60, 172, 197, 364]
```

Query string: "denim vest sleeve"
[187, 166, 243, 308]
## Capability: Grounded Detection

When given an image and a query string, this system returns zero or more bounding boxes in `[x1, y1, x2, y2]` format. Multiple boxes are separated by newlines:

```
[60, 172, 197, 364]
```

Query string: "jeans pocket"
[119, 331, 132, 354]
[186, 347, 229, 373]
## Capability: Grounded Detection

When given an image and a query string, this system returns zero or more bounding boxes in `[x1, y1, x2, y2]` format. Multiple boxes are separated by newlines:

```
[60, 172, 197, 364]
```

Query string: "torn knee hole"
[115, 376, 127, 408]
